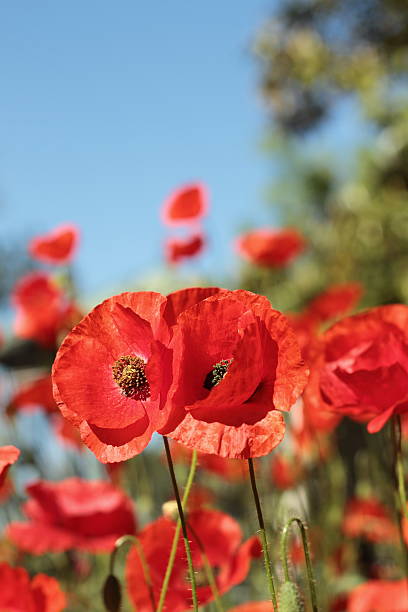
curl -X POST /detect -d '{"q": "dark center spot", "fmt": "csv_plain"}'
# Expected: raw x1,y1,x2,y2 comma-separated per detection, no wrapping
203,359,231,390
112,355,150,401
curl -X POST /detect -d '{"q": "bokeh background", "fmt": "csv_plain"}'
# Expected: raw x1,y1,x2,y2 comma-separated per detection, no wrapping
2,1,408,610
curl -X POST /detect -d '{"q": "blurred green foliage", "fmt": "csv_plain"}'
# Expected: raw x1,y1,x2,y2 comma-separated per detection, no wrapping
243,0,408,311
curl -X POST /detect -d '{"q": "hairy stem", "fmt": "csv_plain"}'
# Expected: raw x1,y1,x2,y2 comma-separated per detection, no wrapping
247,457,278,611
281,517,319,612
162,436,198,612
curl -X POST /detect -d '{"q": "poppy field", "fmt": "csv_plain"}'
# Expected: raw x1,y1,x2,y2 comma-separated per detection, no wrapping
0,180,408,612
2,1,408,610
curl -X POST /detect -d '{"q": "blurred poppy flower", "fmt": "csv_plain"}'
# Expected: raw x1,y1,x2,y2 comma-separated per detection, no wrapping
12,272,78,347
29,223,79,265
165,233,205,264
51,414,84,451
161,182,208,226
0,445,20,489
170,440,247,481
52,291,175,462
318,305,408,433
236,227,305,268
7,477,136,553
308,282,362,323
7,374,56,416
270,453,303,490
228,603,274,612
342,498,398,543
0,562,66,612
348,579,408,612
286,310,319,359
126,508,261,611
166,289,308,458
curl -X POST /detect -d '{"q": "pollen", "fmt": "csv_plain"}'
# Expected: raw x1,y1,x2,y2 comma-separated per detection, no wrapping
112,355,150,401
204,359,231,390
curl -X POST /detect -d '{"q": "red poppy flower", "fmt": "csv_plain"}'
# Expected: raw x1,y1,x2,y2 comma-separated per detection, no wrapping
7,374,57,416
7,477,136,553
165,233,205,264
51,414,84,451
270,454,303,490
228,604,274,612
317,305,408,433
308,282,362,323
348,579,408,612
0,445,20,489
166,289,308,458
236,228,305,268
29,223,79,265
170,440,247,481
0,562,66,612
161,182,208,226
52,291,175,462
342,498,398,543
12,272,76,347
286,311,319,359
126,508,261,611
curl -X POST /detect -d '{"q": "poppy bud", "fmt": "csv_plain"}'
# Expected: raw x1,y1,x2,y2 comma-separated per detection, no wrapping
102,574,122,612
278,581,304,612
162,500,180,521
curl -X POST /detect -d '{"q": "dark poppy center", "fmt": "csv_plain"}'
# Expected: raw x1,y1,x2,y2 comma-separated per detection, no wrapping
203,359,231,390
112,355,150,400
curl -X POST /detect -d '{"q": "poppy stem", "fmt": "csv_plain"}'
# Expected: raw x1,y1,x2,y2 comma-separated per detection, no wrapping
111,534,155,610
188,523,225,612
247,457,278,611
280,517,319,611
391,415,408,579
162,436,199,612
156,447,198,612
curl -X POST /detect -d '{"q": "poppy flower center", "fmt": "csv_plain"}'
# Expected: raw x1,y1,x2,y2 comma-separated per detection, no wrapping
203,359,231,390
112,355,150,400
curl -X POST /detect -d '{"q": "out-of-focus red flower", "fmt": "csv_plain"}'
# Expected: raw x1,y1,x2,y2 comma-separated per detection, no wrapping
270,454,303,490
7,374,57,416
170,440,247,481
236,228,305,268
12,272,77,347
126,508,261,612
0,562,66,612
29,223,79,265
161,183,208,226
308,282,362,323
7,477,136,553
0,445,20,489
51,414,84,451
286,311,319,360
348,579,408,612
166,289,308,458
165,233,205,264
317,305,408,433
52,291,175,463
330,594,349,612
342,498,398,543
228,604,274,612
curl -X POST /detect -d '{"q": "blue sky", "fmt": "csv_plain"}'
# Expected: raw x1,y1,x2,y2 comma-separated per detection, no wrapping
0,1,367,303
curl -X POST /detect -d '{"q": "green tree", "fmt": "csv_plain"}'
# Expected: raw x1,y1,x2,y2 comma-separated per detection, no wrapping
245,0,408,311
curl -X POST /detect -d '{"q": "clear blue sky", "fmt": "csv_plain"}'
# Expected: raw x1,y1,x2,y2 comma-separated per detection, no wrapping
0,1,366,302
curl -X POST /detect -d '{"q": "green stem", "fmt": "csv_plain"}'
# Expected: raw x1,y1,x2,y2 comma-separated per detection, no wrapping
247,458,278,611
393,416,408,519
162,436,198,612
188,524,225,612
391,415,408,580
281,517,319,612
156,447,198,612
109,534,155,610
